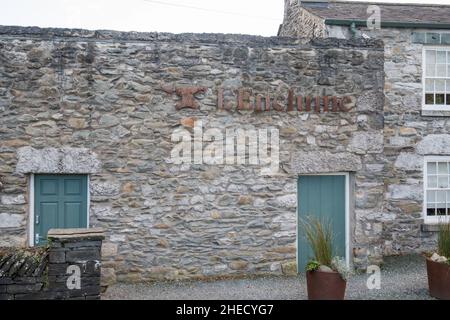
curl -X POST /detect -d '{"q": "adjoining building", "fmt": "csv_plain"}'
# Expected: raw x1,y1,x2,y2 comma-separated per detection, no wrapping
0,0,449,283
280,0,450,256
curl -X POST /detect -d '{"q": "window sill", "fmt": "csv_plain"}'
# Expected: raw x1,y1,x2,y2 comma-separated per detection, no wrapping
421,223,449,232
421,109,450,117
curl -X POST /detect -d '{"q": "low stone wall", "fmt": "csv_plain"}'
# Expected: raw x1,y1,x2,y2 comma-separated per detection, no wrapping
0,25,385,280
0,228,104,300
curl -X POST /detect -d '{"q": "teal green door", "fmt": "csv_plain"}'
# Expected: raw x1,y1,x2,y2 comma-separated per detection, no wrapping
297,175,347,272
34,175,88,245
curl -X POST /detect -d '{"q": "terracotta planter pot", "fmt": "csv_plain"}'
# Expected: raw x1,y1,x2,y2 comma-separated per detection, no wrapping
426,258,450,300
306,270,346,300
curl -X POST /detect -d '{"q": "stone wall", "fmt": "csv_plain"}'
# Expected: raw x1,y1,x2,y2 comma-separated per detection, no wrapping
279,0,326,38
0,228,104,300
0,26,384,281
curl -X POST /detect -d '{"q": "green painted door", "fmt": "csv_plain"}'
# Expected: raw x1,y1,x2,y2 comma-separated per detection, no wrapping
297,175,346,272
34,174,88,245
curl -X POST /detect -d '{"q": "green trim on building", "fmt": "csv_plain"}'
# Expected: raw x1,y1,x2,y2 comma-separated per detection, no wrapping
325,19,450,30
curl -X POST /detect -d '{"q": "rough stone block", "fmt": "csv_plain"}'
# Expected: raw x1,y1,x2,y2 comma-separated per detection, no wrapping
356,90,384,112
64,240,102,248
13,277,38,284
80,276,100,286
291,151,362,174
388,184,423,201
275,194,297,208
6,283,43,294
399,127,417,136
66,249,100,262
281,261,297,276
101,267,117,287
1,194,26,205
15,147,101,174
78,285,100,297
66,296,85,300
46,279,70,291
14,293,43,300
36,290,70,300
348,132,383,154
394,153,423,171
417,134,450,155
0,235,26,247
229,261,249,270
47,263,69,276
0,213,23,228
49,250,66,264
0,277,13,285
90,181,120,197
101,242,118,258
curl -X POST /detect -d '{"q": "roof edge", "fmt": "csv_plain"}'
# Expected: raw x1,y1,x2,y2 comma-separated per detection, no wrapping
308,1,450,8
325,19,450,29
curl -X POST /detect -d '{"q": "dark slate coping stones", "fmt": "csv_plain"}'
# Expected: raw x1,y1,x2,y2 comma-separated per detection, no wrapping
0,247,48,278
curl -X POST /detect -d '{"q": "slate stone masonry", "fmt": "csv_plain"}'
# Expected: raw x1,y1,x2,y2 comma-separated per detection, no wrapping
0,228,104,300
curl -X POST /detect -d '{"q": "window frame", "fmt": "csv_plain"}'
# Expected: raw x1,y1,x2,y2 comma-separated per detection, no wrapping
423,156,450,224
422,46,450,111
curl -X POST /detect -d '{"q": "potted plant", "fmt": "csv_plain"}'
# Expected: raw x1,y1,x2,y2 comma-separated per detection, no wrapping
301,217,351,300
426,223,450,300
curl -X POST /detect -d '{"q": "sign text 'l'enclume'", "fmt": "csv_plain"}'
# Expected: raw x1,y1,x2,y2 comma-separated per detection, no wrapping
162,84,356,112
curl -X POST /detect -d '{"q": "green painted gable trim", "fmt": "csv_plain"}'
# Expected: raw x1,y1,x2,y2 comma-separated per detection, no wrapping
325,19,450,30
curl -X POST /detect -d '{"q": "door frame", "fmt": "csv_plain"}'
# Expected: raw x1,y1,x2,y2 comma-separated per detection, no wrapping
296,172,350,272
28,173,91,247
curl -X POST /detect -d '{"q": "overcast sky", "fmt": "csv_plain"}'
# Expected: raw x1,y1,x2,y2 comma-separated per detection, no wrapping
1,0,449,36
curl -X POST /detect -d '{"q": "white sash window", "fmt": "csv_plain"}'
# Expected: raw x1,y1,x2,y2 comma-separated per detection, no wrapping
423,47,450,111
424,157,450,224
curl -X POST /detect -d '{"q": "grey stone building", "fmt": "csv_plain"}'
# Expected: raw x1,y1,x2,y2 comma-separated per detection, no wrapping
0,1,449,283
280,0,450,255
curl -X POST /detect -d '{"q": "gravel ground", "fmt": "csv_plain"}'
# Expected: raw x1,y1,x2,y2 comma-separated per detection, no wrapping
103,254,433,300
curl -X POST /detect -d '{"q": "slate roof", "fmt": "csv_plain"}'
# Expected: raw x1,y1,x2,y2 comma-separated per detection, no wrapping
301,1,450,26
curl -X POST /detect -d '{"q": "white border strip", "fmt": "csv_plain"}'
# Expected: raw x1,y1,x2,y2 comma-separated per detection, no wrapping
28,174,35,247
